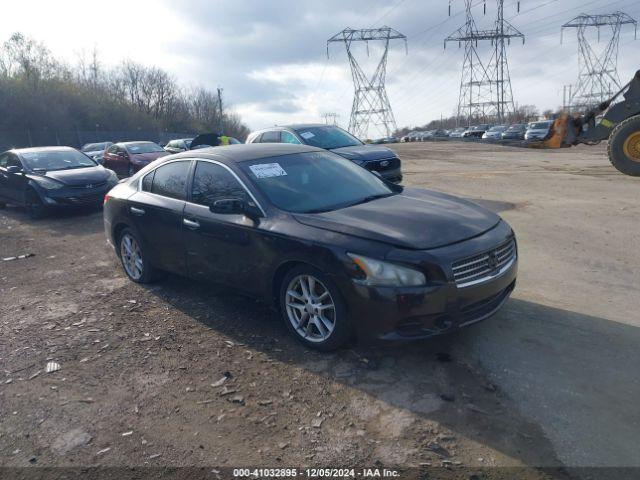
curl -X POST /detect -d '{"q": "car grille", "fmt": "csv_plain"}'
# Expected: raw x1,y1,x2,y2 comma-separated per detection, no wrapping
365,157,400,172
69,181,107,190
57,192,105,205
452,239,516,287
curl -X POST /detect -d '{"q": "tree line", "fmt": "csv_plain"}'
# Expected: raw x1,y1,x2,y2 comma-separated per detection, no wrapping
0,32,250,141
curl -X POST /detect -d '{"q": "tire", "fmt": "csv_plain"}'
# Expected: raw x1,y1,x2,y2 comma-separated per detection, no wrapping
607,114,640,176
25,189,45,219
117,228,160,284
279,265,351,351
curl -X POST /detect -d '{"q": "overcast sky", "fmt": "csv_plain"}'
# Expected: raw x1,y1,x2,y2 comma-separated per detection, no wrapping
3,0,640,136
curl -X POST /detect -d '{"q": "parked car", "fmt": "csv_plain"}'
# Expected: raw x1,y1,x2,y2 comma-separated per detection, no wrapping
463,124,492,138
525,120,554,141
448,127,467,138
246,124,402,183
103,141,169,177
81,142,113,163
104,144,517,350
0,147,118,218
164,138,193,154
408,131,424,141
482,125,508,140
501,124,528,140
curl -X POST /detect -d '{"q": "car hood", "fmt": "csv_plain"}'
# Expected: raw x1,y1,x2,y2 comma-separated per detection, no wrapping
130,151,169,162
31,166,110,187
293,187,501,250
329,145,396,163
83,150,102,157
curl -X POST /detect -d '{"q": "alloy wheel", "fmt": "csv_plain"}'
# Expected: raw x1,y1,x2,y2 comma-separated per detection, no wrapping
285,274,336,343
120,233,143,280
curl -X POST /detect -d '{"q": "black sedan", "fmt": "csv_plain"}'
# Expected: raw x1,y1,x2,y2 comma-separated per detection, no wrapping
103,144,517,350
246,124,402,183
0,147,119,218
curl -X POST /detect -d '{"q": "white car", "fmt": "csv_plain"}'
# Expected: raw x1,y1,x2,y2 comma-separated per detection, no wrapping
448,127,467,138
525,120,554,141
482,125,508,140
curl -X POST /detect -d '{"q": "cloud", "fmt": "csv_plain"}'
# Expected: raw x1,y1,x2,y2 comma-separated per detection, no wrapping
3,0,640,134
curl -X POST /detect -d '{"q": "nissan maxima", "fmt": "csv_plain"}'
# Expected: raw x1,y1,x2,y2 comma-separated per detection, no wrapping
0,147,119,218
103,144,517,350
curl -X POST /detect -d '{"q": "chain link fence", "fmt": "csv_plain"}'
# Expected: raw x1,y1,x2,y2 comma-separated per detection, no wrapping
0,129,195,152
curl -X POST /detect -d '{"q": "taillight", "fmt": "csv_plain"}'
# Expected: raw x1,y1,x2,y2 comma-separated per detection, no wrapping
103,194,111,205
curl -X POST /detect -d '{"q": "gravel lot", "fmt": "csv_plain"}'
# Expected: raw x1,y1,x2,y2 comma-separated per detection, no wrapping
1,141,638,478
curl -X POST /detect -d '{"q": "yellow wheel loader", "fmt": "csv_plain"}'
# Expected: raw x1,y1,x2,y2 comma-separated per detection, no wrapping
540,70,640,176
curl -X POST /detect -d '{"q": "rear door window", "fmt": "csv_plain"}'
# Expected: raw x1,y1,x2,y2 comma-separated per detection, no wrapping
150,161,190,200
259,131,280,143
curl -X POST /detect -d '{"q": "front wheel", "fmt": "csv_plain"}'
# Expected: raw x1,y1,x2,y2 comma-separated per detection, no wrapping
279,266,351,351
608,115,640,176
25,189,45,219
118,228,160,283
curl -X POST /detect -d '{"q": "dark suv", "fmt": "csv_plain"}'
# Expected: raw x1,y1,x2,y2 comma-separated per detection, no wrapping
246,124,402,183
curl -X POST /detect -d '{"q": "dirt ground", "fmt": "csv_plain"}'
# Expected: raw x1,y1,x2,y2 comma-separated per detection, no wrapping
1,141,638,479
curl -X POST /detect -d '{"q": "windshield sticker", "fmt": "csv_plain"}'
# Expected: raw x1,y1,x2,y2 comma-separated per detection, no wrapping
299,131,315,140
249,163,287,179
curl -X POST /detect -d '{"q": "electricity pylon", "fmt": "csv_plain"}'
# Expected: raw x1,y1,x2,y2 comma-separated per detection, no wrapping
322,112,339,125
445,0,524,125
328,27,407,139
562,12,637,113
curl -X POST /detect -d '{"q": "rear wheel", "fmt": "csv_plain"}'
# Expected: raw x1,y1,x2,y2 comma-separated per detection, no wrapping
279,265,351,351
25,189,45,219
118,228,160,283
608,115,640,176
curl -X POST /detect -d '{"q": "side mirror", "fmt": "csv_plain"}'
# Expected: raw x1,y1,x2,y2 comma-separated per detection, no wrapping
210,197,261,219
210,198,246,215
6,165,22,174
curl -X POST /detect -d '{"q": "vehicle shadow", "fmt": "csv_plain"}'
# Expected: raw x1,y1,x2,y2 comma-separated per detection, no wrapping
140,275,640,471
0,204,103,236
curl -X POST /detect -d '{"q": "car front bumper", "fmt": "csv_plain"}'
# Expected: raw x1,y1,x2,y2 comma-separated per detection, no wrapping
39,185,113,207
335,222,517,342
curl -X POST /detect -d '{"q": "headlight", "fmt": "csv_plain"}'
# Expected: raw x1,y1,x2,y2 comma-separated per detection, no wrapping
34,176,64,190
106,169,118,185
347,253,426,287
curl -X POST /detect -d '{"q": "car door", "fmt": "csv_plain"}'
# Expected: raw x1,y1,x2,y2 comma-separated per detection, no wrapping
103,144,120,173
0,154,29,203
182,159,264,291
127,160,192,275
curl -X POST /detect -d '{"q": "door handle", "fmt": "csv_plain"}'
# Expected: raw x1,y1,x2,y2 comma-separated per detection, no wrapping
130,206,145,215
183,218,200,229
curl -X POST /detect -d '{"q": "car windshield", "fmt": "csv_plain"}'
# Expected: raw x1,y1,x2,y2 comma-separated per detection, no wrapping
240,151,394,214
489,126,507,132
508,124,526,131
82,142,108,152
126,142,164,154
293,126,362,149
21,150,96,171
530,121,553,129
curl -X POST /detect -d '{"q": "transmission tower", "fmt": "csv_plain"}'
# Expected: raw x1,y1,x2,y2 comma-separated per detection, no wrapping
322,112,340,125
445,0,524,125
561,12,637,113
327,27,407,139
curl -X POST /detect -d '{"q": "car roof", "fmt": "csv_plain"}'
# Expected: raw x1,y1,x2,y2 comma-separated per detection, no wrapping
9,146,78,155
161,143,324,164
119,141,159,145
